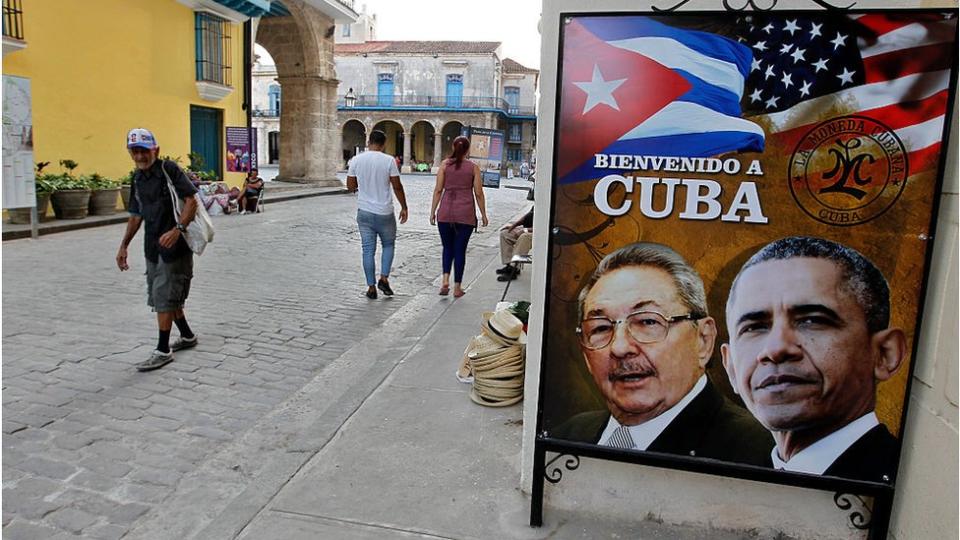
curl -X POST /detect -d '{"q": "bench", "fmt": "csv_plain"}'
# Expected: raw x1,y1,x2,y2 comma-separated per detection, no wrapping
500,253,533,302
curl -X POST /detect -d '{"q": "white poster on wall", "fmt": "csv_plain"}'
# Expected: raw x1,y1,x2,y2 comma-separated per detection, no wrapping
2,74,36,209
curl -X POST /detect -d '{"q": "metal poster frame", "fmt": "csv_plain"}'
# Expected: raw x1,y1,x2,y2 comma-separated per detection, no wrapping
529,6,959,539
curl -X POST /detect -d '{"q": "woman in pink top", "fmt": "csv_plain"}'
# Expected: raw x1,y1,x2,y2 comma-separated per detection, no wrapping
429,136,489,297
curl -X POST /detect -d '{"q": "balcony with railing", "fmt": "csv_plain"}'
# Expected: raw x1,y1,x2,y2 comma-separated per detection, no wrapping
2,0,26,55
252,108,280,118
338,94,536,118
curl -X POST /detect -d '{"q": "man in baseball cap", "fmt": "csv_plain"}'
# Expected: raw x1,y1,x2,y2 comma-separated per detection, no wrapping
117,128,201,371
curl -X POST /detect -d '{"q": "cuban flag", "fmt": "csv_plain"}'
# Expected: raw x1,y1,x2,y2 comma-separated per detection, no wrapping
558,17,765,184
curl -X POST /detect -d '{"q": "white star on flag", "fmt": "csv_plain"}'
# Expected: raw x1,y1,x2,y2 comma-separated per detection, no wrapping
751,58,762,72
783,19,800,35
573,64,626,114
798,80,812,97
790,47,806,64
808,22,822,39
813,58,829,73
830,32,847,50
765,95,780,109
781,71,793,89
753,40,768,52
837,67,855,86
749,88,763,103
764,64,776,80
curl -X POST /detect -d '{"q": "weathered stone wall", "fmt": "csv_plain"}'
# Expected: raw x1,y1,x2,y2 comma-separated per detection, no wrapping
336,54,500,99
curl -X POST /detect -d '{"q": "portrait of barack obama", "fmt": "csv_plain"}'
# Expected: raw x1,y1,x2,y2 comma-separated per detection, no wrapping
722,236,907,483
552,242,772,466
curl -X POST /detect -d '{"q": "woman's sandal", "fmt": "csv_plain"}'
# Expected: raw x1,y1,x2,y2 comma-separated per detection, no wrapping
453,288,466,298
438,285,450,296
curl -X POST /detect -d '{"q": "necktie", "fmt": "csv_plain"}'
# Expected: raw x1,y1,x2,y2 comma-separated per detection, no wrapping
607,425,635,449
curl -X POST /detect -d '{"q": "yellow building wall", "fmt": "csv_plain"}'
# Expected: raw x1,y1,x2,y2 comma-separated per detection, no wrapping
3,0,248,187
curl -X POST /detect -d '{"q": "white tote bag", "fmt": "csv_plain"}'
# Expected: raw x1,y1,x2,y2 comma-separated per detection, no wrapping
161,161,214,255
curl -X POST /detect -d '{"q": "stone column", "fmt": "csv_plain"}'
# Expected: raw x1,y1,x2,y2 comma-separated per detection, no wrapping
432,132,443,173
402,132,412,173
274,75,341,186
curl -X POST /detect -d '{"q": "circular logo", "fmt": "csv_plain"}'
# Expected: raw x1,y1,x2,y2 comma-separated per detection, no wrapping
788,115,908,226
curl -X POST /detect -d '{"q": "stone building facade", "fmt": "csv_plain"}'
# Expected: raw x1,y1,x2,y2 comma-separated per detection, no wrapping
253,20,538,174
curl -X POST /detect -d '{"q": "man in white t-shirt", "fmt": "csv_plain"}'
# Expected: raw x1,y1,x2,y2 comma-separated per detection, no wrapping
346,130,409,299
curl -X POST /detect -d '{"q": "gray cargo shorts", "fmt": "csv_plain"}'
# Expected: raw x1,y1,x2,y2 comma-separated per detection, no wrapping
145,255,194,312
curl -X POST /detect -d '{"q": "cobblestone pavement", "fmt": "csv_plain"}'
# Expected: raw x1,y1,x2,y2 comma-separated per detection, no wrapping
2,175,531,540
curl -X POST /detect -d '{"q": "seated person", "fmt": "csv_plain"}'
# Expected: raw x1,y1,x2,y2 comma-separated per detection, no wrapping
237,168,264,214
497,207,533,282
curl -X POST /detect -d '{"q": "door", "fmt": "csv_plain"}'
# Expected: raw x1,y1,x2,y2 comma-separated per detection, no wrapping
268,131,280,164
378,73,394,106
446,74,463,108
190,105,222,177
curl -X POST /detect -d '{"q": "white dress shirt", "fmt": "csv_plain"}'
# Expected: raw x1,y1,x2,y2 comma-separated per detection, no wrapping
598,375,707,450
771,411,880,475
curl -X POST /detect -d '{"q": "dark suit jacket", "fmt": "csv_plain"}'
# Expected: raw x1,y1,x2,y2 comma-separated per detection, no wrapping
550,379,773,466
823,424,899,483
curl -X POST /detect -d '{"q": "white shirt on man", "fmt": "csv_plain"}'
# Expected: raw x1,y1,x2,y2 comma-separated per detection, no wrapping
771,411,880,475
348,150,400,215
598,375,708,450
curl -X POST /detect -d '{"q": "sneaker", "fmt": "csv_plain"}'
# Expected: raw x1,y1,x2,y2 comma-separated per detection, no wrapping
495,265,513,275
171,335,198,352
136,350,174,372
365,287,378,299
240,210,247,215
377,278,394,296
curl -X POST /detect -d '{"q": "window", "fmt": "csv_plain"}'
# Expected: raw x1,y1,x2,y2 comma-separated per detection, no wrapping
446,74,463,108
341,24,351,37
3,0,24,40
509,123,521,143
507,148,522,162
195,12,232,85
378,73,394,106
268,85,281,116
505,86,520,114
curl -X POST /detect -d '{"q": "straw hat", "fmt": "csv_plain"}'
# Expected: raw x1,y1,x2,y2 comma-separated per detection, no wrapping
481,310,526,344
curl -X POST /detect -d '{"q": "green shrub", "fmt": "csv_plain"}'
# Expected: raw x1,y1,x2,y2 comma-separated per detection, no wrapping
85,173,119,190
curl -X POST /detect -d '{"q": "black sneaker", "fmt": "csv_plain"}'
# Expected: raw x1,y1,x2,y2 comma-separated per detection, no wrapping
497,267,520,282
377,278,394,296
171,335,198,352
136,350,174,371
365,287,378,299
495,265,513,275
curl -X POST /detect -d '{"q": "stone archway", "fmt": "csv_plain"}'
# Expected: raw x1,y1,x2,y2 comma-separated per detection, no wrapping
440,121,464,162
372,120,404,164
410,120,436,172
255,1,348,185
341,119,366,170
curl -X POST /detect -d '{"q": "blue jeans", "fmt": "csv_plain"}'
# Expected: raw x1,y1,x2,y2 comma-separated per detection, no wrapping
357,209,396,286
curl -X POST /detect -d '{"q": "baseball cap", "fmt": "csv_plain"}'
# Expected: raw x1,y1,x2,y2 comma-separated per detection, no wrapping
127,128,158,149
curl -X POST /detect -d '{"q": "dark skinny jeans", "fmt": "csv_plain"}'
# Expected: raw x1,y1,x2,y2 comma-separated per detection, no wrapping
438,221,474,283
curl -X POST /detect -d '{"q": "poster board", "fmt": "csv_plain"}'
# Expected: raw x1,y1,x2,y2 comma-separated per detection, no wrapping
530,7,958,536
463,126,506,188
225,127,257,173
2,75,35,209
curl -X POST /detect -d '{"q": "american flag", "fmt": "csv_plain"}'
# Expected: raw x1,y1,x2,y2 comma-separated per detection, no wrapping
740,12,957,174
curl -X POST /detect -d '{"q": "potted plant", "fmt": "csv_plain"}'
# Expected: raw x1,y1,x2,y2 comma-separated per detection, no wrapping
49,159,93,219
6,162,55,224
118,171,133,210
87,173,121,215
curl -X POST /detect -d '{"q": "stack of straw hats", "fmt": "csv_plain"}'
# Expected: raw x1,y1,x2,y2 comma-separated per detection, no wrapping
460,309,526,407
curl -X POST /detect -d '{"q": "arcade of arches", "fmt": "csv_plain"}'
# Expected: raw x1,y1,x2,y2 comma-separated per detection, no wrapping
339,112,501,173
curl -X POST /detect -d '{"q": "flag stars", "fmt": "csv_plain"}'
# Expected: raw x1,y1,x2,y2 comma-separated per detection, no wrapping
780,43,794,54
753,40,768,52
573,64,627,114
813,58,829,73
790,47,806,64
751,58,762,72
798,80,812,97
837,67,856,86
762,22,774,34
749,88,763,103
809,22,823,39
764,64,776,80
765,95,780,109
831,32,847,50
783,19,801,35
781,71,794,89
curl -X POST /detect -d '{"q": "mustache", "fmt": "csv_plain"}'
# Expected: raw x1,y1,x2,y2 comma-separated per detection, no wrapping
608,359,657,381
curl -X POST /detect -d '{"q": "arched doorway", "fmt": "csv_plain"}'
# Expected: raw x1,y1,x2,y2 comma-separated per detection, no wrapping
410,121,436,171
440,121,464,161
372,120,404,163
342,120,366,170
